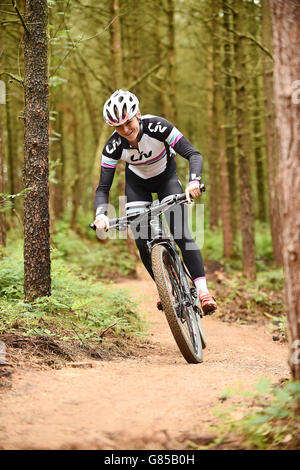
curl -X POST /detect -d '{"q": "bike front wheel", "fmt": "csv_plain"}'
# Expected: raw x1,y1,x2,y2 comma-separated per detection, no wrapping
151,244,203,364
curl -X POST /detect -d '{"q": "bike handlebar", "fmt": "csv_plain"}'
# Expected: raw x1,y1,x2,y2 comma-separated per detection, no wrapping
89,184,205,232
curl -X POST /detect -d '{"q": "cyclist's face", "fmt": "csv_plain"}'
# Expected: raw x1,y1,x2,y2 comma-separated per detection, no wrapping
115,112,141,143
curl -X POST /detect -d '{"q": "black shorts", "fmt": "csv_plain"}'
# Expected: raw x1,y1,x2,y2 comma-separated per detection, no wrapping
125,158,184,213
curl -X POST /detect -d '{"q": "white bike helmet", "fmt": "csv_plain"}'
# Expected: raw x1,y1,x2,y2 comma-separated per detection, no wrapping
103,89,139,126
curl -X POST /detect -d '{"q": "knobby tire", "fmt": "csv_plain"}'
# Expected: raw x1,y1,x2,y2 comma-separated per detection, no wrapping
151,244,203,364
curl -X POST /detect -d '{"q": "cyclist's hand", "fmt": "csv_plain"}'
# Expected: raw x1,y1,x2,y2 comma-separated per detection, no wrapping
94,214,109,231
186,181,201,203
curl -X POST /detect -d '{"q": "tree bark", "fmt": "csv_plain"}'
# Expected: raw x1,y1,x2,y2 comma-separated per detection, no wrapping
233,0,256,280
23,0,51,301
71,109,80,232
153,0,167,116
167,0,177,122
0,104,5,255
74,57,99,149
5,84,15,198
53,110,65,218
253,75,267,222
270,0,300,380
0,25,6,254
213,2,233,257
208,0,221,230
223,0,238,247
110,0,124,90
261,0,283,265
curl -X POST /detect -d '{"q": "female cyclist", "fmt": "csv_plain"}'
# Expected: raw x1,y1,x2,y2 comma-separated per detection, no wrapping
93,89,217,314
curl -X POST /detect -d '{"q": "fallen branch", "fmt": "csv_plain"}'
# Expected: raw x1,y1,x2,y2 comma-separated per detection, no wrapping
262,311,276,320
100,322,118,338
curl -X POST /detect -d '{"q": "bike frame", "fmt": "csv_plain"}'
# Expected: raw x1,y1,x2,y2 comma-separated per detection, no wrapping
90,189,205,319
145,206,198,317
90,188,206,362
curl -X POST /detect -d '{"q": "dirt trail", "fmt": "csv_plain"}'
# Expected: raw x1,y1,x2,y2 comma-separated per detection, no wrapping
0,266,290,450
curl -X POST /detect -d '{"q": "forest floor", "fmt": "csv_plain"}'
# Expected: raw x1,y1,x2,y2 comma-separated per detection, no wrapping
0,264,290,450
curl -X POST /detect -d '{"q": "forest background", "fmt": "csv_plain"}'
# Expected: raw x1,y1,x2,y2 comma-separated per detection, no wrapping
0,0,300,448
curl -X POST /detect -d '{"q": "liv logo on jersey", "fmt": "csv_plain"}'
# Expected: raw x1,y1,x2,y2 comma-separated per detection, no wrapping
148,122,167,133
106,137,122,154
130,150,153,162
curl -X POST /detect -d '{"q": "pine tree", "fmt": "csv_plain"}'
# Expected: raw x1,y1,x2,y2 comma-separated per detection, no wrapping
261,0,283,265
23,0,51,301
270,0,300,380
233,0,256,280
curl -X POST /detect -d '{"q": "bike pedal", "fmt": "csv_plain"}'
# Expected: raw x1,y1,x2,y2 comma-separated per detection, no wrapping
202,307,217,316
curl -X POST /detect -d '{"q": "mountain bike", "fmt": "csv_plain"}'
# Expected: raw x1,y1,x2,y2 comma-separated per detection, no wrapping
90,185,207,364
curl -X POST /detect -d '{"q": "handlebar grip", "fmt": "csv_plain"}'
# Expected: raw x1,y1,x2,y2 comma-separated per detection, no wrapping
176,193,188,202
89,218,120,232
109,218,119,226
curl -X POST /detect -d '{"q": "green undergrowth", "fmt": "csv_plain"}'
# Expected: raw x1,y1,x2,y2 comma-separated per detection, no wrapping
0,239,146,344
51,218,138,280
212,267,284,318
202,224,285,334
196,378,300,450
202,221,275,271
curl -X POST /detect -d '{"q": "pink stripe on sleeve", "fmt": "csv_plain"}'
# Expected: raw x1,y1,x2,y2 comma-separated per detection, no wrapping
101,162,116,168
170,133,183,147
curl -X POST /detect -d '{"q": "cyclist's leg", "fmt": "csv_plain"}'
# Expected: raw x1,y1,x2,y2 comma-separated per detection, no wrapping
125,166,154,280
157,165,206,281
157,163,216,306
158,168,217,312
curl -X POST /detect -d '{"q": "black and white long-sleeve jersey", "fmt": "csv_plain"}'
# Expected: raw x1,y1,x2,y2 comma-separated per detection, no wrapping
94,115,203,217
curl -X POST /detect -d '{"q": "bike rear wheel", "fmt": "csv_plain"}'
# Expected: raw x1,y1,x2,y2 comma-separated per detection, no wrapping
151,244,203,363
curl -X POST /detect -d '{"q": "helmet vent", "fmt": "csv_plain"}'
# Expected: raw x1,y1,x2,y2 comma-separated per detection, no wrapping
122,103,127,119
114,104,119,119
107,110,115,123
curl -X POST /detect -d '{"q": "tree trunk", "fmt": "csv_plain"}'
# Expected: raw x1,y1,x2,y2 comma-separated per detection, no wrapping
71,110,80,232
110,0,124,90
0,25,6,254
54,110,65,218
0,101,5,255
126,0,141,95
154,0,167,116
252,75,267,222
261,0,283,265
208,1,221,230
167,0,177,122
270,0,300,380
233,0,256,280
23,0,51,301
213,2,233,257
74,57,99,149
223,0,238,247
5,84,15,198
